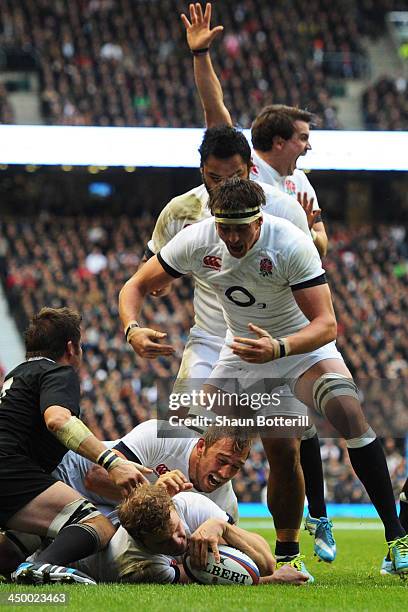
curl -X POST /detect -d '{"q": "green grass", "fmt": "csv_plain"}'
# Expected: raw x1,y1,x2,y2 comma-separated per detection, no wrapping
1,519,406,612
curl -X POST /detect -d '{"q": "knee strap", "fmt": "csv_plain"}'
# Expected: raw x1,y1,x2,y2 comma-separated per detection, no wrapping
313,373,359,416
47,499,101,539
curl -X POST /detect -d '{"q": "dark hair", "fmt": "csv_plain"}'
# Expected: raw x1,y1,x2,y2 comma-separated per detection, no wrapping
208,177,266,215
199,125,251,166
251,104,316,151
25,307,82,361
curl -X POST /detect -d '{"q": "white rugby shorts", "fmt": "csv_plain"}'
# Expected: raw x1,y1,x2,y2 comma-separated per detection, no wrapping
205,341,343,418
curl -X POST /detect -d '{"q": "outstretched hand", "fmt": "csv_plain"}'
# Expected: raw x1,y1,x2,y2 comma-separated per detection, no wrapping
128,327,175,359
181,3,224,51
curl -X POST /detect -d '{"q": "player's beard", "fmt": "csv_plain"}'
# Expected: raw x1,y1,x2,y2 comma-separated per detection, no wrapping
202,176,214,199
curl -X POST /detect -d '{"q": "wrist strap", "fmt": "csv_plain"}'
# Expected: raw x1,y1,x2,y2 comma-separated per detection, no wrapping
191,47,209,56
96,449,122,472
276,337,290,358
125,320,140,341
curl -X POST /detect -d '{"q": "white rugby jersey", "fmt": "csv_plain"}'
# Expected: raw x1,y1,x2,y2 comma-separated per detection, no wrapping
72,492,229,583
251,150,319,211
159,214,325,339
119,419,238,520
147,182,309,338
53,419,238,521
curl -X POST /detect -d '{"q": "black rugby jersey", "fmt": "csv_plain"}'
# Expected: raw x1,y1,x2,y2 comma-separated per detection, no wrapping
0,357,80,472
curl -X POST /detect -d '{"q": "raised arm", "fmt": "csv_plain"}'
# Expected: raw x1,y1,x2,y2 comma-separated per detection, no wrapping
297,192,328,257
181,2,232,127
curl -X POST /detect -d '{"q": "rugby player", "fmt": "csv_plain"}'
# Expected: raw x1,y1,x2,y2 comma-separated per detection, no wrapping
141,125,329,568
0,421,250,576
180,2,335,563
53,419,250,522
58,485,309,585
0,307,150,585
119,178,408,578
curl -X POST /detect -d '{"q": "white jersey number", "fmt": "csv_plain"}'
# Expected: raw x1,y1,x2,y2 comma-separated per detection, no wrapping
0,378,13,404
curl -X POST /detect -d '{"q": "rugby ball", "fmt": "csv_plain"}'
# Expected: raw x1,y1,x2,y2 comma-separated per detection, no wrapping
183,545,259,585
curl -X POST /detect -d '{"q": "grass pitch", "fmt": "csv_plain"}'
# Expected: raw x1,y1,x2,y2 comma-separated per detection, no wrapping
0,519,406,612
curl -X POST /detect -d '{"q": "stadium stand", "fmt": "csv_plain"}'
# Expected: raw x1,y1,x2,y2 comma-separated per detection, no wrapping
0,0,405,129
362,76,408,130
0,82,14,123
1,212,406,502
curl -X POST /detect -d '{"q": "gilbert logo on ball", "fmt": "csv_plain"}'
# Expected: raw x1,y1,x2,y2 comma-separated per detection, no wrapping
183,545,260,586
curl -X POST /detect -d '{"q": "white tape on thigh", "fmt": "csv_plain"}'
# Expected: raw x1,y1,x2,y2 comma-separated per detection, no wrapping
46,498,100,539
313,373,359,416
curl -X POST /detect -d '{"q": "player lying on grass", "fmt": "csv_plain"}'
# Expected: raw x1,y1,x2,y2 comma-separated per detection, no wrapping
0,422,250,577
119,177,408,578
0,307,150,586
64,485,309,585
0,482,309,585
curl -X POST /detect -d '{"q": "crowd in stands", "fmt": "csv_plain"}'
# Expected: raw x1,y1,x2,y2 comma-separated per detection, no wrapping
362,76,408,130
1,212,406,503
0,83,14,124
0,0,404,128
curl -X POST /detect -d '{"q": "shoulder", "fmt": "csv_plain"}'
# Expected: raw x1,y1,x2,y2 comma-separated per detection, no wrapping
41,362,78,380
261,182,298,208
261,213,309,254
292,169,314,190
121,419,159,444
254,180,278,195
15,359,76,379
169,216,216,245
164,185,208,222
262,212,303,237
173,491,222,521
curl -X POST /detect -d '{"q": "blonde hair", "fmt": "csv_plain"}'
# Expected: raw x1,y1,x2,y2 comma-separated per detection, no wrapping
118,484,174,539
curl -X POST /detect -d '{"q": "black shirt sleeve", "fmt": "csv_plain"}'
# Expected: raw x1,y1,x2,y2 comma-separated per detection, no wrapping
39,365,81,416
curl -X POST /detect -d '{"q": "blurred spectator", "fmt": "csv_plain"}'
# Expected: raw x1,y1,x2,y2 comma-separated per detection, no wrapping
362,76,408,130
0,83,15,124
1,0,399,129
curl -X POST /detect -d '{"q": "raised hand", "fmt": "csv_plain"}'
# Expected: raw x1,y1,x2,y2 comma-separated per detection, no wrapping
181,3,224,51
297,191,321,229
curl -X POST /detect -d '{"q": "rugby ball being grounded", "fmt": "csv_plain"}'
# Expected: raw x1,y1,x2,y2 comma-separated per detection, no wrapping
183,545,260,585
